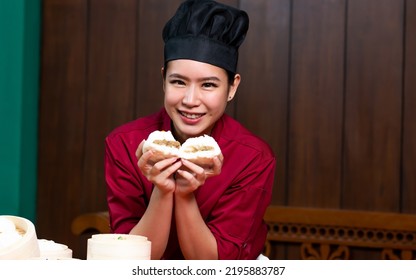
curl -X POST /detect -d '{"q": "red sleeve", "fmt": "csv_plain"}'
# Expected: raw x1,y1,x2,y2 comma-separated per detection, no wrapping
207,153,275,260
105,135,148,234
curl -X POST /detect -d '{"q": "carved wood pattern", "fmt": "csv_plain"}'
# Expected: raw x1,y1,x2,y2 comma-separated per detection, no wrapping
264,207,416,259
381,249,415,260
301,243,350,260
267,222,416,249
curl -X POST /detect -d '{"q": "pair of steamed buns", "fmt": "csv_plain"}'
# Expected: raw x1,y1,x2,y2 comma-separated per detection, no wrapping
142,130,221,165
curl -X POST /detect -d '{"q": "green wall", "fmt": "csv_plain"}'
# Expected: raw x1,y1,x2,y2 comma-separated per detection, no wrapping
0,0,41,222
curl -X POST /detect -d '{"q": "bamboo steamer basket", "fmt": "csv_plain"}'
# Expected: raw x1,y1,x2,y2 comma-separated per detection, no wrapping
0,215,40,259
87,233,151,260
37,239,73,259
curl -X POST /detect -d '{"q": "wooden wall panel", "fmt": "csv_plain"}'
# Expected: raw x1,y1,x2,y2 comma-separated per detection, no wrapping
287,0,346,207
135,0,183,118
402,0,416,213
239,0,291,206
238,0,291,260
343,0,403,212
83,0,138,211
37,0,88,255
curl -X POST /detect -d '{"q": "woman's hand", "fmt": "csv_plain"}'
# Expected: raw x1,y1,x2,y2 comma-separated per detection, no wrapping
174,159,206,196
136,140,182,194
174,154,223,196
204,153,224,178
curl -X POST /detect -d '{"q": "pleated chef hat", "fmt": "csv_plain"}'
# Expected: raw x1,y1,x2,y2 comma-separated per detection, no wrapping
163,0,249,73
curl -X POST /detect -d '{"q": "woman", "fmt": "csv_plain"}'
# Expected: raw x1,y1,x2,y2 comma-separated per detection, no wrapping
105,0,276,260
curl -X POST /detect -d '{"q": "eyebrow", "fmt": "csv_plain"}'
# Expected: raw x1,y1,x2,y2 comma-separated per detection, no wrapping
168,73,221,82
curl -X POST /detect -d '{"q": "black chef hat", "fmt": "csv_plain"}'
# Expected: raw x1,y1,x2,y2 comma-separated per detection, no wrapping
163,0,249,73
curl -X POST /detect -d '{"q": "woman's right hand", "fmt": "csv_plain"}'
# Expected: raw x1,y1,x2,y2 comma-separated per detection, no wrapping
136,140,182,194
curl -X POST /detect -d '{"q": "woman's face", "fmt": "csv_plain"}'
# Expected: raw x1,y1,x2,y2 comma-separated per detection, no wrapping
163,59,240,143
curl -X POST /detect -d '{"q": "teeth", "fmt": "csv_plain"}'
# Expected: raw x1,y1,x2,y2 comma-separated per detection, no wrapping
181,112,202,119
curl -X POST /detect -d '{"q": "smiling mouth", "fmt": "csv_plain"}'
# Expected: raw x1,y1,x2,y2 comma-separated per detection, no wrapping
179,111,205,119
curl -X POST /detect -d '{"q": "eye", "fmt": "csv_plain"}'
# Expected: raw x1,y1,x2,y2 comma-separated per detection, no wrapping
170,79,186,86
202,82,218,88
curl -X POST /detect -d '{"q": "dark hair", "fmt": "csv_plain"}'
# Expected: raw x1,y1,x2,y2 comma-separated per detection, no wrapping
163,62,236,86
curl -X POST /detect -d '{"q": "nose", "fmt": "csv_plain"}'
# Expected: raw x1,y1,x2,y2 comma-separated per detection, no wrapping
182,85,200,106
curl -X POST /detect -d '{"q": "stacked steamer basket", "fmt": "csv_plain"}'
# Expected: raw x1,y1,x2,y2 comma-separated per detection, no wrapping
37,239,73,259
87,234,151,260
0,215,40,259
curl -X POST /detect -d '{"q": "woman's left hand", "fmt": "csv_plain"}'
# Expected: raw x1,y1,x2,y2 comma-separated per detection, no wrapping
174,154,223,196
174,159,206,196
